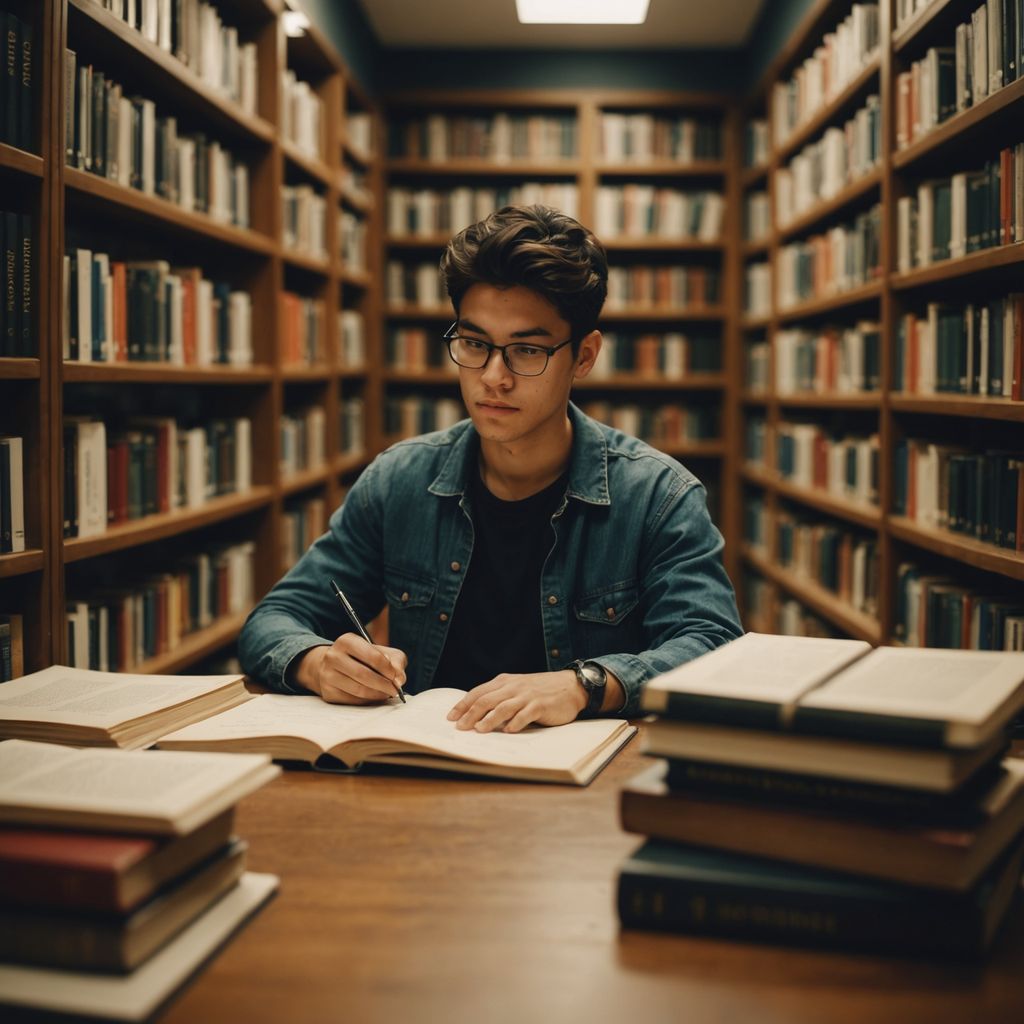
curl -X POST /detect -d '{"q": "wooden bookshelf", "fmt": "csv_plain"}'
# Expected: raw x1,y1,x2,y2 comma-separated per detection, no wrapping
6,0,382,677
739,0,1024,648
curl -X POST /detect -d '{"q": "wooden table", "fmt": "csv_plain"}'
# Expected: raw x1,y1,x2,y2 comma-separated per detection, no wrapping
164,738,1024,1024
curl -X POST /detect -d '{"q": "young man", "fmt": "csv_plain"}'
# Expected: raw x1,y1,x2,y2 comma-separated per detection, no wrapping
239,205,742,731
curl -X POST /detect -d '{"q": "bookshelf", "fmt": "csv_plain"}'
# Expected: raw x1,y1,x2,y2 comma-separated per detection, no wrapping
6,0,380,676
738,0,1023,649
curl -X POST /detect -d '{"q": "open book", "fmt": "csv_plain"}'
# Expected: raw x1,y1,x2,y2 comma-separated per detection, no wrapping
0,666,253,750
641,634,1024,749
0,740,280,835
157,689,636,786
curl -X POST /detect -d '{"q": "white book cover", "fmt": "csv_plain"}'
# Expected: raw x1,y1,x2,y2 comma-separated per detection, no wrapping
117,96,132,187
196,279,213,365
972,4,989,101
75,248,92,362
183,427,205,508
61,255,70,360
987,0,1003,94
141,99,156,196
234,418,251,493
0,437,25,553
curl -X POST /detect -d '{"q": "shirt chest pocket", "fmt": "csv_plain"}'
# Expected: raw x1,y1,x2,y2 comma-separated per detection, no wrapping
383,566,436,651
572,581,641,655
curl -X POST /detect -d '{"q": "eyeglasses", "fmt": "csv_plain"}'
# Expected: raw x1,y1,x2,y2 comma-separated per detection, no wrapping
443,322,574,377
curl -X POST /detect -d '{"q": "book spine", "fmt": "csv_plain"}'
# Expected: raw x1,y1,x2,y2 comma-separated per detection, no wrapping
18,14,31,152
645,692,782,729
18,212,31,356
616,863,990,956
791,705,949,747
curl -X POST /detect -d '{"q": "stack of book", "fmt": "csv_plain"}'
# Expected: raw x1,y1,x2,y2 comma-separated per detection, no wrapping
617,633,1024,957
0,733,279,1020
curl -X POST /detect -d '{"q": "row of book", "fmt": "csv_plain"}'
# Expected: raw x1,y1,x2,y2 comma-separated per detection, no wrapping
593,186,724,241
65,540,255,672
743,118,769,169
0,209,33,357
0,436,25,555
896,562,1024,649
387,112,578,162
283,495,327,570
339,397,366,455
741,571,841,638
383,395,463,440
346,111,373,157
777,204,882,310
775,423,880,507
896,146,1024,270
591,331,722,379
774,322,881,395
617,635,1024,954
894,441,1023,552
281,292,324,366
604,265,721,310
745,340,770,391
774,94,881,228
744,416,768,465
386,184,581,238
0,613,23,681
743,262,771,317
896,1,1024,151
743,190,770,243
597,113,723,164
65,54,250,228
577,402,718,445
280,406,326,477
0,10,33,152
281,69,323,160
774,512,880,616
772,4,880,147
62,416,252,539
85,0,259,115
340,210,367,270
62,249,253,366
282,184,327,259
893,294,1023,399
386,260,446,309
385,326,450,372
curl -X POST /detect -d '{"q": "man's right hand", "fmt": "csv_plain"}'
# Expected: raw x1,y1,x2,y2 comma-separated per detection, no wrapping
293,635,408,704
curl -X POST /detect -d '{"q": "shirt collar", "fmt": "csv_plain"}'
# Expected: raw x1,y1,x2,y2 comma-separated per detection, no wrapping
427,402,610,506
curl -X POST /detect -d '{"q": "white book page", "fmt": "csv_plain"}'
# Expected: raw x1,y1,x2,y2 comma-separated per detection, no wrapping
157,694,396,752
644,633,872,704
0,666,244,727
801,647,1024,723
0,740,272,818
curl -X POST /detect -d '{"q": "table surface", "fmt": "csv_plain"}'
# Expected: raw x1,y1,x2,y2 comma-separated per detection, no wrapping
163,736,1024,1024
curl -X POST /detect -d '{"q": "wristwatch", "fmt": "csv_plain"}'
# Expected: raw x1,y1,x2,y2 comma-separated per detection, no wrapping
571,659,607,718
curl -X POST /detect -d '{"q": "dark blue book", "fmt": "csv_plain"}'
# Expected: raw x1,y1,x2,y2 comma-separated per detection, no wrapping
617,836,1024,957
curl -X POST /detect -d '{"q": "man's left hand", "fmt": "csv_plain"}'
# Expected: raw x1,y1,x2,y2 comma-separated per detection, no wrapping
446,670,585,732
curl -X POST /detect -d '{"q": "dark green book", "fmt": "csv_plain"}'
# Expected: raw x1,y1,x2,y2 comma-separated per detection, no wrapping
17,213,31,356
616,836,1024,957
2,210,17,357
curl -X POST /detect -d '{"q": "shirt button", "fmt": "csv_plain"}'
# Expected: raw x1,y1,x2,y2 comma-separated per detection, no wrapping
606,607,616,619
400,592,410,603
547,595,558,605
439,612,449,622
450,561,461,572
550,648,559,658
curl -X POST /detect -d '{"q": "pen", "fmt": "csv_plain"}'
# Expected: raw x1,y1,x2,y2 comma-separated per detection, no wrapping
329,579,407,703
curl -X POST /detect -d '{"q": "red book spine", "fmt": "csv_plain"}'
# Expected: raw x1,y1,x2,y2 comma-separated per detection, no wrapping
112,262,127,361
181,275,196,365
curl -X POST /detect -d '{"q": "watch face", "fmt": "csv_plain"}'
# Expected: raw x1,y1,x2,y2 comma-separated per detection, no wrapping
580,663,606,690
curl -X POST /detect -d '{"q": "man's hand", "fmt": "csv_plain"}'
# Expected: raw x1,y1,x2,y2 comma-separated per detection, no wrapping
293,635,407,705
446,670,586,733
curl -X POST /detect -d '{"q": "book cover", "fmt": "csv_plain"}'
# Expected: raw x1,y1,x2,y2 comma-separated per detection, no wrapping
2,210,16,357
17,13,31,153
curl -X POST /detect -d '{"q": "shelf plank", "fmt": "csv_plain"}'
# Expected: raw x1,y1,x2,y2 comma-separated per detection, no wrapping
281,365,333,383
64,488,274,563
743,544,882,643
775,167,882,243
892,79,1024,170
0,550,45,579
889,394,1024,422
891,0,958,52
601,306,727,322
776,279,883,322
282,249,331,276
888,516,1024,582
745,467,883,530
774,58,881,164
386,307,452,320
386,235,450,248
594,160,728,177
65,168,275,254
62,363,274,384
343,138,374,168
68,0,276,145
338,367,370,380
281,139,336,187
742,239,771,258
334,451,370,475
0,143,44,177
776,392,882,409
0,359,41,380
890,243,1024,290
741,314,771,330
339,184,373,213
740,164,769,189
741,390,770,404
602,238,725,252
384,369,459,385
281,465,332,496
575,374,727,391
654,440,725,459
340,267,372,289
133,612,252,676
386,159,579,176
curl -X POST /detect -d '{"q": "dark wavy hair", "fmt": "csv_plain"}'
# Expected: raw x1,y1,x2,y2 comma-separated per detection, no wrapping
439,205,608,354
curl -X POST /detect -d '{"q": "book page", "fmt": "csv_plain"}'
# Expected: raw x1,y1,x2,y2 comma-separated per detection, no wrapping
0,666,244,728
644,633,872,705
157,694,397,752
801,648,1024,723
0,740,274,820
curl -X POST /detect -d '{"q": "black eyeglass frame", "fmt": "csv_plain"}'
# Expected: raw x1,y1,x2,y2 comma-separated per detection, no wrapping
443,321,576,377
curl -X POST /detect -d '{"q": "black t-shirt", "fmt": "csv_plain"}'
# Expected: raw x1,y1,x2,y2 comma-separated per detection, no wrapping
433,466,569,691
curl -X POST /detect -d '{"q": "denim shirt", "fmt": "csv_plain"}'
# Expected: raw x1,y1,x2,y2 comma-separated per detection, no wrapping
238,403,743,715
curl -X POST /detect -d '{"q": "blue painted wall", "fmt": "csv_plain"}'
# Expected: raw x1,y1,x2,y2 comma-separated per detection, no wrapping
300,0,819,97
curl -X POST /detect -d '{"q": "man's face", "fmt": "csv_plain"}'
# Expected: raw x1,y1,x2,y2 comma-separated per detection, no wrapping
454,283,599,449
